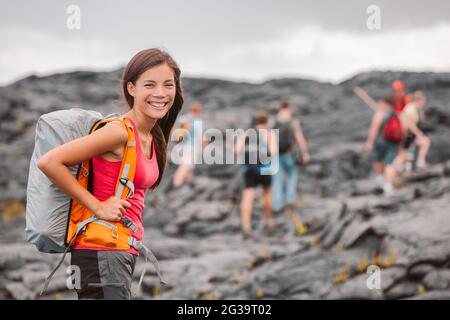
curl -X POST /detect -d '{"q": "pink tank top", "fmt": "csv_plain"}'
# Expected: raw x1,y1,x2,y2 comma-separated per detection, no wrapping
73,118,159,255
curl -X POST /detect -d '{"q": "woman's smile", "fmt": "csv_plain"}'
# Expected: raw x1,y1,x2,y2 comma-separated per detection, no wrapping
147,100,169,110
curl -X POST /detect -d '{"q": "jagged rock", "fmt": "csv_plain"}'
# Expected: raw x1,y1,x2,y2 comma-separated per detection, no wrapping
404,166,445,183
0,244,52,264
349,178,382,197
192,176,223,194
422,270,450,291
4,262,50,281
409,290,450,300
172,200,231,236
5,269,24,281
409,243,450,266
162,224,180,237
339,220,373,249
193,201,230,222
316,202,347,243
384,281,419,299
380,267,406,292
156,250,249,299
408,264,435,279
39,275,73,295
22,271,51,290
140,237,208,260
167,186,196,211
321,204,354,249
345,195,401,214
303,163,325,178
0,250,25,270
5,282,37,300
142,207,176,229
38,290,78,300
443,160,450,176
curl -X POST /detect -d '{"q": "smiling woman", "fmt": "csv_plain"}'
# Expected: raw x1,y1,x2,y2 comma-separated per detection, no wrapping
121,49,184,186
36,48,184,299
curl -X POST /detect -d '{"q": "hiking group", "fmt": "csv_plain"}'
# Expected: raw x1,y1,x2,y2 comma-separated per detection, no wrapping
358,80,431,196
168,98,311,240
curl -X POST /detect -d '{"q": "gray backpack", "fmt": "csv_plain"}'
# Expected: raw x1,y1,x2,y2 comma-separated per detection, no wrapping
25,108,105,253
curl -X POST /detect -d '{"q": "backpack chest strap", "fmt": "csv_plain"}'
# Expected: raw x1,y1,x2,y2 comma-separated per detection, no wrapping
121,216,138,233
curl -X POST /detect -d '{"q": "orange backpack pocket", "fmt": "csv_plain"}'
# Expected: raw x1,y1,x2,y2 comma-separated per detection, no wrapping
76,219,131,250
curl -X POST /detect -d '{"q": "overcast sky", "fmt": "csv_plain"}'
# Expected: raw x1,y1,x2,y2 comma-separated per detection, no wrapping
1,0,449,85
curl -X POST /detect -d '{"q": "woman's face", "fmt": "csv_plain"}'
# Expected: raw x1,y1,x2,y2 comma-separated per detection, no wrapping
128,63,176,120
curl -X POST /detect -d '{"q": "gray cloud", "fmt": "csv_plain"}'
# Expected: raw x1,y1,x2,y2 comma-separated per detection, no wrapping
2,0,449,34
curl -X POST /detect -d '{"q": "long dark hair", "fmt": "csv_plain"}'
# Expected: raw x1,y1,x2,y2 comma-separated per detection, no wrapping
121,48,184,190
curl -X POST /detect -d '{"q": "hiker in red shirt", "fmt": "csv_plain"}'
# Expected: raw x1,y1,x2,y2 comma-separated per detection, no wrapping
391,80,409,113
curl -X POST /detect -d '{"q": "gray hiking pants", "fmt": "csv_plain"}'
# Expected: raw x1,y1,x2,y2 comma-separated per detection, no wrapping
70,249,137,300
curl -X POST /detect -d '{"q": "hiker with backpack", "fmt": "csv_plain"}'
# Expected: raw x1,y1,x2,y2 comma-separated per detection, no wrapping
234,111,277,239
172,101,204,188
31,48,184,299
364,97,402,196
395,91,430,171
271,101,310,214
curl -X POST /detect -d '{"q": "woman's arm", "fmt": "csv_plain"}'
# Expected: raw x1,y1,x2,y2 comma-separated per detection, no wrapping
37,121,131,221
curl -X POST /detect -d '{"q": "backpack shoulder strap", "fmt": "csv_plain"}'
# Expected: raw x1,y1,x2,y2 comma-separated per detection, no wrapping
91,117,137,200
114,117,137,200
